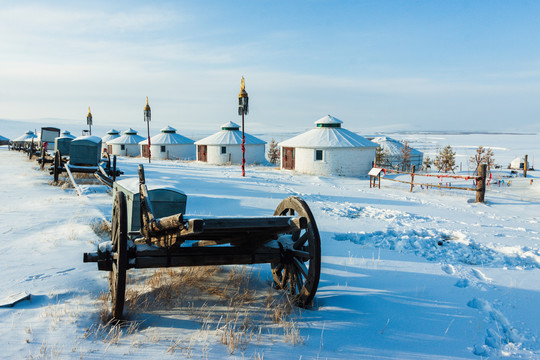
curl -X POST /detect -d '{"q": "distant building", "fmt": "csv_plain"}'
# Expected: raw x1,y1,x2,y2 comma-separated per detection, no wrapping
279,115,378,177
194,121,266,165
12,130,37,147
101,129,120,153
371,136,423,170
107,128,145,157
139,126,195,160
510,157,524,170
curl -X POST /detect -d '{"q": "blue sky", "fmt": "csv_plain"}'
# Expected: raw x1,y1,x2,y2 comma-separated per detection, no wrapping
1,0,539,134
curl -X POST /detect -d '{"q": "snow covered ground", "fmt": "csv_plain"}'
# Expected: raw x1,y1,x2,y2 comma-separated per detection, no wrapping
0,135,539,359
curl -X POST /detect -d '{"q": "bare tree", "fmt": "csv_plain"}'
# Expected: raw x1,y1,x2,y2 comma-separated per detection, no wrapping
267,139,280,165
423,155,432,172
434,145,456,173
469,146,497,173
400,141,412,171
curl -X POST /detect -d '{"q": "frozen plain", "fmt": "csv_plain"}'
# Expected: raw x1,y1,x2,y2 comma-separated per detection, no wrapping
0,132,539,359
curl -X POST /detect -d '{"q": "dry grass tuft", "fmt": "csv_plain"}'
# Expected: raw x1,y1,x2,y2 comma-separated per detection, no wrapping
93,265,305,355
90,219,111,241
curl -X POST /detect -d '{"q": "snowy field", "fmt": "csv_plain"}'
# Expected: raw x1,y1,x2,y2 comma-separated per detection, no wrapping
0,133,539,359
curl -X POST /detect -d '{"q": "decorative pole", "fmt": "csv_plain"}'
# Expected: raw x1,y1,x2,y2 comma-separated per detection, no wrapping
144,97,151,164
87,107,93,135
238,77,249,177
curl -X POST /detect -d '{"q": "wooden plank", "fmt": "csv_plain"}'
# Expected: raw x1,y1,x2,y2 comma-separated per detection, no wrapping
134,246,282,268
64,164,83,196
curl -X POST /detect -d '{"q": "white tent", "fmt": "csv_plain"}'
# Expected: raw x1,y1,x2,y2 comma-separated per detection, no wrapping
101,129,120,153
194,121,266,165
371,136,423,170
139,126,195,160
107,128,145,157
278,115,378,177
510,157,524,170
12,130,37,146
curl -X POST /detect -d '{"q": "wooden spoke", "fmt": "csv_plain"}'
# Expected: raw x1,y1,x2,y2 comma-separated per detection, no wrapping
293,232,309,249
293,257,309,278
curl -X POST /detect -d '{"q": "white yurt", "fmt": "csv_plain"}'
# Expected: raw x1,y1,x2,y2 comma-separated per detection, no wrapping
194,121,266,165
510,157,524,170
101,129,120,153
371,136,423,169
107,128,145,157
139,126,195,160
12,130,37,147
278,115,378,177
0,134,10,146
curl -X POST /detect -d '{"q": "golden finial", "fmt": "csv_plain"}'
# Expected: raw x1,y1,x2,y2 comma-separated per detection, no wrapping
144,96,151,111
239,76,248,98
87,106,92,116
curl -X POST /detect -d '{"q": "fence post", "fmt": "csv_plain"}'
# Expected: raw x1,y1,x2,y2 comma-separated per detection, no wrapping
476,164,486,203
524,155,528,178
410,165,415,192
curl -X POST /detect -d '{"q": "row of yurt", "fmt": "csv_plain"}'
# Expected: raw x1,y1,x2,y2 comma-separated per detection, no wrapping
279,115,378,177
139,126,195,160
12,130,37,147
195,122,266,164
371,136,423,169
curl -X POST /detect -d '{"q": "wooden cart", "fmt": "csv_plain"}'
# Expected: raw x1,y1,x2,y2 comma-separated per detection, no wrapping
84,165,321,319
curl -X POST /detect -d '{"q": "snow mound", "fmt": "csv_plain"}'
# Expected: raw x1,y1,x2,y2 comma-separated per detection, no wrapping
334,228,540,269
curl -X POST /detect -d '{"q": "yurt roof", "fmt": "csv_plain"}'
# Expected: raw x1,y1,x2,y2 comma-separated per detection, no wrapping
279,116,377,149
13,130,37,142
140,126,194,145
371,137,423,156
106,129,120,135
108,130,145,145
195,123,265,145
0,134,9,141
72,135,102,144
60,130,76,139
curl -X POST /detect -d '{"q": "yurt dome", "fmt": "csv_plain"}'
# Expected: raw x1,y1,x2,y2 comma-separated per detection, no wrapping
139,126,195,160
278,115,378,176
102,129,120,143
13,130,37,145
107,128,144,157
194,121,266,164
371,136,423,170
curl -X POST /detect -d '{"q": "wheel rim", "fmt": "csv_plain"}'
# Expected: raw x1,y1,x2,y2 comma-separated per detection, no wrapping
109,191,127,320
272,196,321,307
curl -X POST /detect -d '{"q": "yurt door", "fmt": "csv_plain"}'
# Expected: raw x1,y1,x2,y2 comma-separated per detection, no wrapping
198,145,207,162
283,147,295,169
142,145,149,158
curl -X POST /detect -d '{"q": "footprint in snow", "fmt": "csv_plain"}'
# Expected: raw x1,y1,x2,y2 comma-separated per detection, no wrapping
441,264,455,275
471,268,491,282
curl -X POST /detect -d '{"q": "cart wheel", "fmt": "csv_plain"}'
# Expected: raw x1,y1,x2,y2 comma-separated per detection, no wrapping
109,191,128,320
272,196,321,307
53,151,60,183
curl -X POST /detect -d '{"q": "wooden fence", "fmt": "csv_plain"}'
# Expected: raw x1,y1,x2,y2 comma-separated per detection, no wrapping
370,164,487,203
